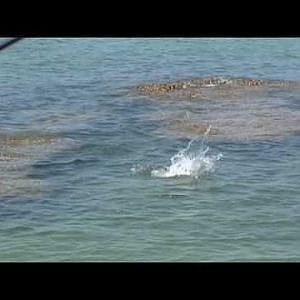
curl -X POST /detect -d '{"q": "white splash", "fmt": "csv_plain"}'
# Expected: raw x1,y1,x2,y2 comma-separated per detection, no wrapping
151,126,223,178
203,84,216,87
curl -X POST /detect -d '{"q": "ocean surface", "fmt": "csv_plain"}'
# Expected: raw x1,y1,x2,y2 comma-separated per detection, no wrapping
1,38,300,261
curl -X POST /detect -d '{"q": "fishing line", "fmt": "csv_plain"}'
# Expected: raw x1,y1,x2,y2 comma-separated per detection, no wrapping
0,38,24,52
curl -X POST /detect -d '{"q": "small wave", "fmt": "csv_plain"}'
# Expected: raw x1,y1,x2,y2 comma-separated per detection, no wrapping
130,164,154,176
132,126,223,179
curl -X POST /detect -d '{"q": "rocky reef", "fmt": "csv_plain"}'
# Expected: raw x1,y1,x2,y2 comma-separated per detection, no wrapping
136,76,300,100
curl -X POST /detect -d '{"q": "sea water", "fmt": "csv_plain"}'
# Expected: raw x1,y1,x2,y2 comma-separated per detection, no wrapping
0,38,300,261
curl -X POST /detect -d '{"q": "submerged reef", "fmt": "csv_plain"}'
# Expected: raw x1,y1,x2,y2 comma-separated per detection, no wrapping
0,131,77,197
0,132,57,161
136,76,300,140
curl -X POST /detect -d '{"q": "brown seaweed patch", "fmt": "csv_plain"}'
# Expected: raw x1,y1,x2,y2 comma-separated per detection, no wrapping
0,131,78,197
0,132,57,146
169,118,218,136
142,86,300,141
136,81,202,100
0,150,27,161
135,76,300,101
166,102,300,141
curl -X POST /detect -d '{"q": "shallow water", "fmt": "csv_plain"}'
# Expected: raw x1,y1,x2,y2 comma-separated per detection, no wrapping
1,38,300,261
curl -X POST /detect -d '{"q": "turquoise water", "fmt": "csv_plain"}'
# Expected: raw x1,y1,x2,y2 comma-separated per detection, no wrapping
1,38,300,261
